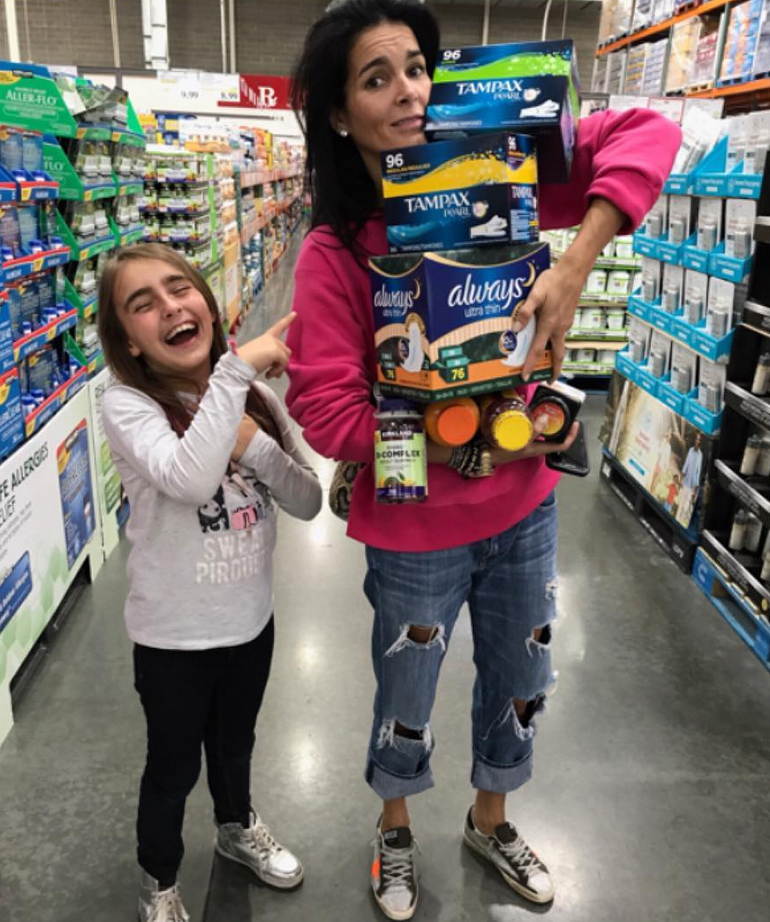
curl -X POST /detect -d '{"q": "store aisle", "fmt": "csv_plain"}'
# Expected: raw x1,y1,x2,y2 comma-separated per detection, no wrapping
0,239,768,922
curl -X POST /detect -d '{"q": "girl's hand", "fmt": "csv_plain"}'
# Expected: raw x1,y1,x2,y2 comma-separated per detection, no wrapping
490,416,579,467
232,414,259,461
515,264,585,382
238,312,296,378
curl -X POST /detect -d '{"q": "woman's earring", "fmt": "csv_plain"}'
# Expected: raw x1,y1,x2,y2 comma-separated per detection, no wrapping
338,127,348,137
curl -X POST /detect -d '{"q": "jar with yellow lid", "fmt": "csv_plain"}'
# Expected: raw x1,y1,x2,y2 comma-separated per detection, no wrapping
479,390,534,453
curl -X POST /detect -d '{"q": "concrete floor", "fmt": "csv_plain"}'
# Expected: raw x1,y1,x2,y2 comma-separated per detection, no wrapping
0,233,768,922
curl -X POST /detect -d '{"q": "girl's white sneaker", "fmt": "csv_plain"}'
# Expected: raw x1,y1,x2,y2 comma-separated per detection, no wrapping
137,871,190,922
216,811,304,889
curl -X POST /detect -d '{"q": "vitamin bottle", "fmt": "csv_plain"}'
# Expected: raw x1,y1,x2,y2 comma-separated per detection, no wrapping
424,397,480,447
374,399,428,504
752,353,770,396
480,390,534,453
740,434,763,476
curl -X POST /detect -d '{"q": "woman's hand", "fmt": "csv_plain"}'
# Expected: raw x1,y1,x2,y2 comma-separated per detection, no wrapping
427,416,580,470
517,197,627,381
516,263,585,382
238,312,296,378
490,416,579,467
232,414,259,461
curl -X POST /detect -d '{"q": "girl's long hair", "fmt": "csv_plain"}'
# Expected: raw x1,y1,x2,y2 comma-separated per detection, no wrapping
98,243,282,446
291,0,439,257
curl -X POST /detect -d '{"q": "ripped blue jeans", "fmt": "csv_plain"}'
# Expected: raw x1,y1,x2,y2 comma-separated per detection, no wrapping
364,492,558,800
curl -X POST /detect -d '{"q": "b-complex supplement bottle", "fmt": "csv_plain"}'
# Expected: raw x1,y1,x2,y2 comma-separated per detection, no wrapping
424,397,480,447
480,390,534,452
374,399,428,504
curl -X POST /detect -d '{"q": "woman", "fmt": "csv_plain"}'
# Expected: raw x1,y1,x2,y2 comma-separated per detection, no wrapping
287,1,681,918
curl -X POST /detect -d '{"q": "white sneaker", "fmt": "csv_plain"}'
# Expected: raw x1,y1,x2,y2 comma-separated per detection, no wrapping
370,822,419,921
216,811,304,889
463,807,554,904
137,871,190,922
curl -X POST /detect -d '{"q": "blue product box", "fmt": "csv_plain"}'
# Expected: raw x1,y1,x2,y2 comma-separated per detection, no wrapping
708,242,753,283
658,376,685,415
5,284,21,340
10,277,40,331
369,241,552,401
0,127,23,174
36,271,54,311
0,291,13,374
683,391,722,434
425,40,580,183
0,367,25,462
681,234,710,273
381,132,538,253
22,132,43,174
26,344,56,395
615,348,640,384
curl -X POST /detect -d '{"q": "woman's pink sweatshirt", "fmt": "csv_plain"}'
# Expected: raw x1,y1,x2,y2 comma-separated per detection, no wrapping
286,108,681,552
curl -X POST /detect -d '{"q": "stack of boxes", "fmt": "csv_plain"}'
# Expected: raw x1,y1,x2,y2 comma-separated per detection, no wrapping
641,39,669,95
369,40,581,405
719,0,765,84
666,19,703,93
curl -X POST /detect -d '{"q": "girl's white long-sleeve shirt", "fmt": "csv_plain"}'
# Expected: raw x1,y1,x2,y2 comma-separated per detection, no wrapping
102,352,322,650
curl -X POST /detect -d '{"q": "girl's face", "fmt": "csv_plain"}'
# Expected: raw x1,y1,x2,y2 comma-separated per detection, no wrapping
114,258,215,385
337,21,431,184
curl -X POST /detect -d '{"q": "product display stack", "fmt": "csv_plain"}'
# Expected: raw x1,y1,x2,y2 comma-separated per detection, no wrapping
236,128,304,307
692,164,770,670
368,41,588,503
542,227,641,386
0,61,148,459
600,101,770,667
596,0,770,96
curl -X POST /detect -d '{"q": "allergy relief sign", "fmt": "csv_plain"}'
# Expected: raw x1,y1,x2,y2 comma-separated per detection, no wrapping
425,41,580,183
369,242,552,402
381,132,538,253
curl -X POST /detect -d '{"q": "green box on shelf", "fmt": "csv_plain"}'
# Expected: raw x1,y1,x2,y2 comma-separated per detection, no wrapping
64,277,97,320
55,209,115,262
0,61,78,137
43,139,116,201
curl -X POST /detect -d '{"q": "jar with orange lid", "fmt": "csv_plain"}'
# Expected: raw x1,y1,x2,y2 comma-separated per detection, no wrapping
424,397,480,447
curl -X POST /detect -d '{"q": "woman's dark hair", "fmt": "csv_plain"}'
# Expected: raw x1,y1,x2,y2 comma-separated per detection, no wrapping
98,243,283,446
291,0,440,255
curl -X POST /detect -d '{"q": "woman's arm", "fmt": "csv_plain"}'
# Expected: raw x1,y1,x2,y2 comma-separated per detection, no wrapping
519,108,683,380
285,238,377,462
238,386,323,521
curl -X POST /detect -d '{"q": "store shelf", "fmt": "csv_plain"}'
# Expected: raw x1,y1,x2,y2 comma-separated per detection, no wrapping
600,447,699,572
23,365,87,438
13,308,78,363
597,0,729,56
693,546,770,671
566,338,627,349
2,245,69,283
568,327,628,340
686,78,770,99
715,459,770,527
563,362,616,374
578,297,629,308
724,381,770,432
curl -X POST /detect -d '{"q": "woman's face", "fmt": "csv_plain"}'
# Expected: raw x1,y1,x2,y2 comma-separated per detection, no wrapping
338,21,431,181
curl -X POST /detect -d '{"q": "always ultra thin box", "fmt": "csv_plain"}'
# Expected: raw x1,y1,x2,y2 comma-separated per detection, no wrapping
381,132,538,254
369,242,551,401
425,40,580,182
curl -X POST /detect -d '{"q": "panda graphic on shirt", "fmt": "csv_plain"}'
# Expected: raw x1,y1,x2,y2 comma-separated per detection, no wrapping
197,463,272,534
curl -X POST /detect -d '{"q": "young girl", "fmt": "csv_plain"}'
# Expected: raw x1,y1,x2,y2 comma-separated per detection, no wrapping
98,243,322,922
